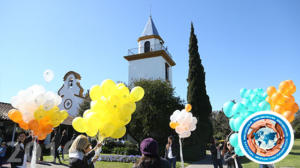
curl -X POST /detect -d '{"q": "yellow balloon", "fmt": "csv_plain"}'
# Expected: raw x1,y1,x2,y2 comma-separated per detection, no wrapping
90,85,101,101
83,110,92,118
100,79,117,97
130,86,144,102
117,85,130,102
99,122,116,138
110,127,126,139
72,117,87,133
86,112,101,129
61,110,69,120
117,83,126,88
34,106,46,120
86,127,98,137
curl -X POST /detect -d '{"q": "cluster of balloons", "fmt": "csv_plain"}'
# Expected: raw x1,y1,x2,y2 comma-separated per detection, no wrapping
266,80,299,122
223,88,271,156
72,79,144,139
169,104,197,138
223,88,270,132
8,85,68,140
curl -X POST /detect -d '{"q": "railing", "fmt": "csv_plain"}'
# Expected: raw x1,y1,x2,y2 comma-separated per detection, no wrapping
127,44,172,58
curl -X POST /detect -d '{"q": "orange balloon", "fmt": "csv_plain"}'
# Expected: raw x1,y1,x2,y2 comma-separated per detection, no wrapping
28,120,39,131
291,103,299,113
8,109,23,123
267,86,277,96
169,122,179,129
271,93,285,105
282,111,295,122
18,120,29,130
274,105,285,114
279,80,296,96
185,104,192,112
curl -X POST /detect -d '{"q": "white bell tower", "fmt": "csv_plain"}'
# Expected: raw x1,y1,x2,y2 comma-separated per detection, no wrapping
124,16,175,85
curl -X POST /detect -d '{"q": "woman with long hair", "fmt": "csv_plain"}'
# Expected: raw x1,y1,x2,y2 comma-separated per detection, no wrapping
133,138,170,168
223,141,243,168
165,136,178,168
69,135,101,168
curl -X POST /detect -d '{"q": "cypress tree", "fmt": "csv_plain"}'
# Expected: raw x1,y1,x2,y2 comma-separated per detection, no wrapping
186,23,213,154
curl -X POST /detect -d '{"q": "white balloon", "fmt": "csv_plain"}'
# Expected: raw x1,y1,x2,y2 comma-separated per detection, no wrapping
43,99,55,111
43,69,54,82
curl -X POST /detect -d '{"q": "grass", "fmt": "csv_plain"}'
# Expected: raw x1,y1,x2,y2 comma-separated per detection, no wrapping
241,139,300,168
43,155,189,168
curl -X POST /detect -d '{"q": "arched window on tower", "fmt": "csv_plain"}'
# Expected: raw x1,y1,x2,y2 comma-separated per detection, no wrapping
144,41,150,53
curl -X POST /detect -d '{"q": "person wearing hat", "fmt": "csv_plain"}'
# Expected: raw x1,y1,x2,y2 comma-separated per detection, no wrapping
133,138,170,168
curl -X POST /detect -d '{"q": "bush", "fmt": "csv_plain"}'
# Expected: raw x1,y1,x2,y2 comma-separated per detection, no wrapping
101,139,139,155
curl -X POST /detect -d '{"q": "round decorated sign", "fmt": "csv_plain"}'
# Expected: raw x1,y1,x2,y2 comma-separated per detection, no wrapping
64,99,73,110
238,111,294,164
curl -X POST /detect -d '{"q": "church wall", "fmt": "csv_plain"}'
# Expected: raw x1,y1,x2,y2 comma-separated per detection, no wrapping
138,38,162,53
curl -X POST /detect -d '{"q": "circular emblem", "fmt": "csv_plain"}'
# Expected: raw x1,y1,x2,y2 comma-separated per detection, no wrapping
238,111,294,164
64,99,73,110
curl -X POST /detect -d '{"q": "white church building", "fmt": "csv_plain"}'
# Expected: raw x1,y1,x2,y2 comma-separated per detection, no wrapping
124,16,176,85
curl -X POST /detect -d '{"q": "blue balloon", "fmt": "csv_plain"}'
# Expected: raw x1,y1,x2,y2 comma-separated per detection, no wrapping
240,88,247,98
234,146,244,156
223,101,235,117
232,103,246,117
259,101,271,111
229,133,239,148
262,92,268,99
241,98,251,108
244,89,253,98
234,116,244,131
229,118,235,130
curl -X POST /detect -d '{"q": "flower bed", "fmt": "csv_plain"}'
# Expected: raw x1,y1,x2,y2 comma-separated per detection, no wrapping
98,154,141,163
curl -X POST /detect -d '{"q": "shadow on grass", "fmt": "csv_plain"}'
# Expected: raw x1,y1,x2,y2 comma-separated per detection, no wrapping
240,156,252,164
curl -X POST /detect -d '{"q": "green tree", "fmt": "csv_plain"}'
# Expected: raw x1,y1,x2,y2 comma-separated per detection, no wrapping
186,23,213,159
211,111,231,139
127,79,184,155
77,92,91,117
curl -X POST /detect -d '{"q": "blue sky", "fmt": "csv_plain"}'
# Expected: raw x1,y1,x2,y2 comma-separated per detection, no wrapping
0,0,299,111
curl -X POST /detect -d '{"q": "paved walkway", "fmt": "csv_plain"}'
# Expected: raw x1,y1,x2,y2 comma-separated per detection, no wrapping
2,161,68,168
186,155,227,168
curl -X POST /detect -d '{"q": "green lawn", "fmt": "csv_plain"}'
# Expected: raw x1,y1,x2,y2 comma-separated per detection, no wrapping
241,139,300,168
43,155,189,168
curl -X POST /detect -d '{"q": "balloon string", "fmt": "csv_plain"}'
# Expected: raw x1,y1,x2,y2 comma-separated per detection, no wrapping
234,158,238,168
179,137,184,168
31,140,37,168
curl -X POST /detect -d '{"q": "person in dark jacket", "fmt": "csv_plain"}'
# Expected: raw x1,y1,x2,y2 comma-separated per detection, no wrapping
37,139,45,162
223,141,243,168
210,138,223,168
51,129,62,164
69,135,102,168
9,131,33,168
59,129,68,160
133,137,170,168
164,136,178,168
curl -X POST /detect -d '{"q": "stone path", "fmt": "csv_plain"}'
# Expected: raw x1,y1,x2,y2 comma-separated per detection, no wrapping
2,161,69,168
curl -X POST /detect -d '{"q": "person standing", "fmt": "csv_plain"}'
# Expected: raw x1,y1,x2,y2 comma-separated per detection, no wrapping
224,142,243,168
69,135,102,168
37,139,45,162
51,129,62,164
59,129,68,160
133,137,170,168
210,138,223,168
165,136,178,168
0,142,7,167
9,131,32,168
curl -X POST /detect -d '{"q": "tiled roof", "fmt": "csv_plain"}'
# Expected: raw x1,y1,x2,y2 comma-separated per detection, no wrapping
0,102,13,120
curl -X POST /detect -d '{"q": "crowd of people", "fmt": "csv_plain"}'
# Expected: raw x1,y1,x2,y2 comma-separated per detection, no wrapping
0,129,277,168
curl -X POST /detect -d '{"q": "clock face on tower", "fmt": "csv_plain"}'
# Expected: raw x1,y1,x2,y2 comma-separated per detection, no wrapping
64,99,73,110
